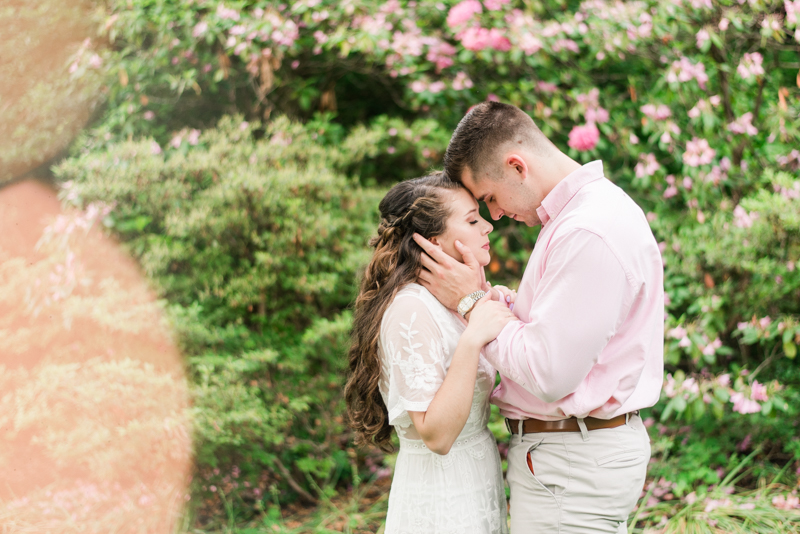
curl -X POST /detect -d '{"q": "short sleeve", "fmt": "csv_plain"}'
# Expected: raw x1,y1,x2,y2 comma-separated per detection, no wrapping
380,293,447,427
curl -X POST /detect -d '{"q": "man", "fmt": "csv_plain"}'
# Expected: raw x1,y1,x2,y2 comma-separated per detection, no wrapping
413,101,664,533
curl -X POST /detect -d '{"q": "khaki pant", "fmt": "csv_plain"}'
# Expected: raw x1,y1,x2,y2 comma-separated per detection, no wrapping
506,414,650,533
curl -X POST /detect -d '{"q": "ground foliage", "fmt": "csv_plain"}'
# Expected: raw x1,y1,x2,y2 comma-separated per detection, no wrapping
46,0,800,529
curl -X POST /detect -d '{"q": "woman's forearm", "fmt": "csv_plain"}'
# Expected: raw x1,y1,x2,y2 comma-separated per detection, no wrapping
408,333,483,455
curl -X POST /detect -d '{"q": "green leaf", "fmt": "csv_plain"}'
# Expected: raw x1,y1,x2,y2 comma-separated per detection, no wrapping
784,341,797,359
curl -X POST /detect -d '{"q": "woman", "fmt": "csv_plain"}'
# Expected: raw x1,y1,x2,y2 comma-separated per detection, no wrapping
345,172,516,534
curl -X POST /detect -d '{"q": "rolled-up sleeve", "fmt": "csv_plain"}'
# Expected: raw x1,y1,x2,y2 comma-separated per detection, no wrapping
484,229,633,403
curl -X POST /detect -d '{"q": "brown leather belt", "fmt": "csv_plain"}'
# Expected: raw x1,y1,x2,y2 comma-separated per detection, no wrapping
506,414,630,435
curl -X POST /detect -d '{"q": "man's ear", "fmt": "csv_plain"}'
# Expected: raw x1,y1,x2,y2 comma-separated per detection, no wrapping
507,154,528,179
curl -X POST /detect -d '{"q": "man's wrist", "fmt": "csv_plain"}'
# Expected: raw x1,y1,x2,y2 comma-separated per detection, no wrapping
457,290,486,319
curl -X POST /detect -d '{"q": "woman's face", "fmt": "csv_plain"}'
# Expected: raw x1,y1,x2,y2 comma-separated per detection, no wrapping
431,188,493,267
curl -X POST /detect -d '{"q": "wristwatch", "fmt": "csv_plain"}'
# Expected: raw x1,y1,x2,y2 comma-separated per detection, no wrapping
457,290,487,319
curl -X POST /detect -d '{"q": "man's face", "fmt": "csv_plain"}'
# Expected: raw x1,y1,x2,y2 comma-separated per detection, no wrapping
460,163,542,227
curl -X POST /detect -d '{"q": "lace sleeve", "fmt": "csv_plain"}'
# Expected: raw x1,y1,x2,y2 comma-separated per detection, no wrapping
380,293,448,426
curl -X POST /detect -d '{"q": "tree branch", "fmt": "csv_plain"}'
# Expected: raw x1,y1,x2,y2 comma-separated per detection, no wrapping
272,457,317,504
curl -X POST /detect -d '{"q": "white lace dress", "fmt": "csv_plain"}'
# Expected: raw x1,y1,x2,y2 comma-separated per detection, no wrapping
378,283,508,534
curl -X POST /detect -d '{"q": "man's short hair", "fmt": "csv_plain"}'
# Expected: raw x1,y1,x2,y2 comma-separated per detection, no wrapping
444,101,551,183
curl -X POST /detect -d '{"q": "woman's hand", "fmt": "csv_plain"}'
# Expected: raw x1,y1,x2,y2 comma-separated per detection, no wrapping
486,283,516,310
463,294,517,346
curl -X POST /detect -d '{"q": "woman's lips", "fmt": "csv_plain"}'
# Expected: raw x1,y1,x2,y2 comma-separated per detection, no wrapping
482,242,490,250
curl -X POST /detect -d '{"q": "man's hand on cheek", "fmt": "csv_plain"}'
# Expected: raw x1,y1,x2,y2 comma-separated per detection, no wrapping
414,234,483,310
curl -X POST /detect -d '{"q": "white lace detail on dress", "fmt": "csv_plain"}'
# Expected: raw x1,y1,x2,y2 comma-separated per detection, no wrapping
378,284,508,534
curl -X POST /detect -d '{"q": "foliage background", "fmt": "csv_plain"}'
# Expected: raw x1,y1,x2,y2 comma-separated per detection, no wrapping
4,0,800,531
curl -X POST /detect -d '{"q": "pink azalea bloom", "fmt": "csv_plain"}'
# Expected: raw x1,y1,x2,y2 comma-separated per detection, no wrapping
188,129,200,145
459,26,492,51
728,112,758,136
696,29,710,48
567,123,600,151
484,0,510,10
428,81,446,93
787,0,800,26
552,38,579,53
150,141,162,155
216,5,240,20
635,153,661,178
452,71,474,90
488,28,512,51
641,103,672,120
719,17,730,31
683,137,716,167
519,33,543,54
750,380,769,402
667,57,709,89
585,107,609,124
447,0,482,29
733,205,758,228
730,392,761,414
668,326,688,339
737,52,765,80
537,81,558,93
410,80,427,93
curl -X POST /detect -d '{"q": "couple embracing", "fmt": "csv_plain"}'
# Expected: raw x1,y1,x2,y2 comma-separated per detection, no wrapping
346,102,664,533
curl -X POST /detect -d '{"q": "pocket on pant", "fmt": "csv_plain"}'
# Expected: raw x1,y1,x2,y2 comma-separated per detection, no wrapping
595,448,646,468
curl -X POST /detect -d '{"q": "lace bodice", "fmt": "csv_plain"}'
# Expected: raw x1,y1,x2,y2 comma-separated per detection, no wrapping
378,283,496,441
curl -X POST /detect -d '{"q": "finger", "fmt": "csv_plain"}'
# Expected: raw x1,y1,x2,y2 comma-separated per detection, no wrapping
417,252,439,273
455,240,480,269
413,233,452,264
417,268,434,284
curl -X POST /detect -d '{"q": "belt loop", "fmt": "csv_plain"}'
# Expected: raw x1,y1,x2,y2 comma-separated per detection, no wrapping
505,418,512,435
576,418,589,442
518,419,524,437
625,412,630,425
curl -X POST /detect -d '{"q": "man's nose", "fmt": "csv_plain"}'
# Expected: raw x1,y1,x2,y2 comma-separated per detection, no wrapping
489,207,503,220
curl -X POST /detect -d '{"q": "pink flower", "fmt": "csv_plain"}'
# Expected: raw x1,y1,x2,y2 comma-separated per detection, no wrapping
488,28,512,51
216,5,240,20
428,81,446,93
683,137,716,167
696,29,710,48
787,0,800,26
731,392,761,414
728,112,758,136
188,129,200,145
459,26,492,51
519,33,543,54
585,107,609,124
447,0,482,29
667,57,709,89
567,123,600,151
552,39,579,53
733,205,758,228
750,380,769,402
635,153,661,178
452,71,474,90
193,21,209,37
537,81,558,93
410,80,427,93
150,141,162,155
773,494,800,510
143,111,155,121
641,104,672,120
737,52,765,80
663,186,678,198
484,0,510,10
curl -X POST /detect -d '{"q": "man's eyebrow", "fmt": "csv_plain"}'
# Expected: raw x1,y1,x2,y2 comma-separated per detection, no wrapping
476,194,487,203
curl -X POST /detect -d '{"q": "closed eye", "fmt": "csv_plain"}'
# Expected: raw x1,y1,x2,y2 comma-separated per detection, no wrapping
469,220,479,225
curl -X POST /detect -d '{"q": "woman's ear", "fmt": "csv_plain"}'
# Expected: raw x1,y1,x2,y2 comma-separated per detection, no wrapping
429,236,440,246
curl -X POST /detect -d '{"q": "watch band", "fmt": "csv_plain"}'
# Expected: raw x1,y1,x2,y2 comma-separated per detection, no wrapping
457,290,487,318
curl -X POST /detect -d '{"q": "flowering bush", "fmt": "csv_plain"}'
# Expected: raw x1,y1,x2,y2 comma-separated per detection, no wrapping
44,0,800,523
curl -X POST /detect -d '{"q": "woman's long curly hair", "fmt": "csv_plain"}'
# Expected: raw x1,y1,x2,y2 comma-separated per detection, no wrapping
345,171,463,452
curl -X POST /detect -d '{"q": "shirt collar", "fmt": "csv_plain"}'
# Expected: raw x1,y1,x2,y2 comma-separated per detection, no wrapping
535,160,605,226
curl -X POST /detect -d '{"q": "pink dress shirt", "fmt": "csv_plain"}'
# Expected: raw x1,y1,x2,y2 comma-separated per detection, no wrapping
485,160,664,421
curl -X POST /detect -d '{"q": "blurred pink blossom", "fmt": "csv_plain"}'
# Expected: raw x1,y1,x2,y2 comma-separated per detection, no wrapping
484,0,510,10
750,380,769,401
728,112,758,136
635,153,661,178
452,71,474,90
667,57,709,89
537,81,558,93
567,123,600,151
733,205,758,228
731,392,761,414
773,494,800,510
488,28,512,51
216,5,240,20
519,33,543,54
188,129,200,145
696,29,710,48
150,141,162,155
459,26,492,51
447,0,482,29
737,52,764,80
683,137,715,167
641,103,672,120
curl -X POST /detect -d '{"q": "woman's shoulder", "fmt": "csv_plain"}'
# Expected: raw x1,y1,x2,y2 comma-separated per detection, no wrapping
382,283,449,324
